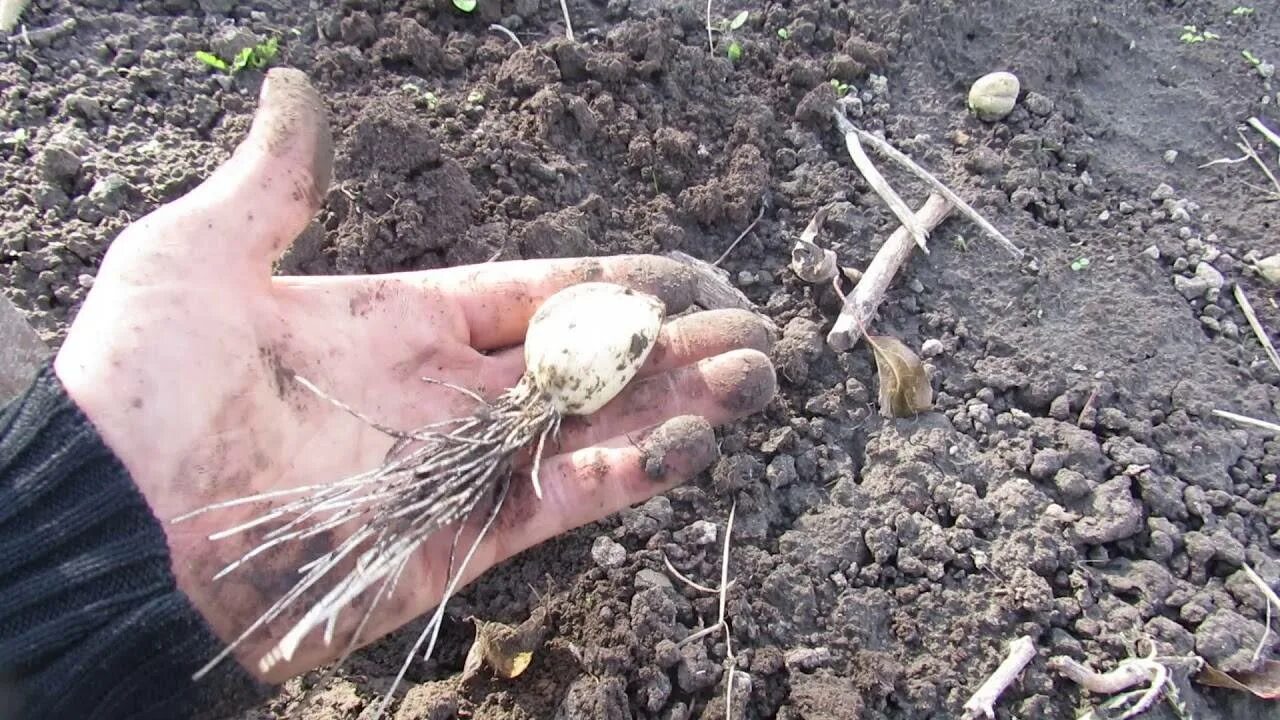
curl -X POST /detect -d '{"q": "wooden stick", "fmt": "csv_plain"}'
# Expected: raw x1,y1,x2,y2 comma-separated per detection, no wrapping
962,635,1036,719
826,193,953,351
558,0,575,41
833,110,928,251
836,113,1024,258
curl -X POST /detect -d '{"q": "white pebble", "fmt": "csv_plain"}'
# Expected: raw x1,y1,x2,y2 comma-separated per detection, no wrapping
591,536,626,568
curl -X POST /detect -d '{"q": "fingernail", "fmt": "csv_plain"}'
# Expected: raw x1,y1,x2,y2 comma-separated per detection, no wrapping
639,415,718,484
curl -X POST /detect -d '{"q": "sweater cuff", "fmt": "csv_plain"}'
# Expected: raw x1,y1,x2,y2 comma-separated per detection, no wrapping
0,362,273,720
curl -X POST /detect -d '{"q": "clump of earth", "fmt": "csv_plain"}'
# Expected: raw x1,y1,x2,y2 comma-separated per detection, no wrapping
2,1,1278,719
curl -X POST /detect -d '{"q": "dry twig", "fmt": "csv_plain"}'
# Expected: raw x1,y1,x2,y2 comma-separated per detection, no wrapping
962,635,1036,719
826,193,954,351
832,110,928,251
714,196,768,266
1235,128,1280,198
705,0,714,52
1049,650,1200,720
833,109,1024,258
1212,409,1280,435
1234,284,1280,374
558,0,574,42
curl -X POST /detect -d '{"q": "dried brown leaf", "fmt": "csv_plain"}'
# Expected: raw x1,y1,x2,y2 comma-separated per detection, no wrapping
1195,660,1280,699
867,335,932,417
459,607,547,683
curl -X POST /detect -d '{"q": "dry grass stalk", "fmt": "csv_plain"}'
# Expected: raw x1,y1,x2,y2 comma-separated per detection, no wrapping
832,110,929,251
559,0,574,42
826,193,954,351
489,24,523,47
1234,284,1280,374
961,635,1036,719
1235,128,1280,198
1049,650,1201,720
1212,408,1280,435
833,109,1024,258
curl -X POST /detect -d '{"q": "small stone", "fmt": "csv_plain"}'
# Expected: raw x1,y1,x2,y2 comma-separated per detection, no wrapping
63,94,104,124
1142,245,1160,260
1194,261,1224,290
1163,150,1178,164
766,455,798,490
591,536,626,568
635,569,672,590
1151,183,1176,201
1173,274,1210,300
920,338,944,358
783,647,834,671
87,173,132,215
37,145,81,185
674,520,718,546
1023,91,1053,116
77,274,94,289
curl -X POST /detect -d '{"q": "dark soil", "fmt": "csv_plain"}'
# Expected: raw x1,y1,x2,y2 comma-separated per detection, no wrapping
4,1,1280,719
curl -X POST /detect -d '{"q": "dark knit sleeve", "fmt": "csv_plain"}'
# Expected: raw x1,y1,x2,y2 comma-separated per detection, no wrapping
0,363,274,720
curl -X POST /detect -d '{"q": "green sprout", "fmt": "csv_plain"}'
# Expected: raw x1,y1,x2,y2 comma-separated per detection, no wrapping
1179,25,1219,43
1231,6,1254,16
195,36,280,75
726,40,743,62
1070,257,1090,272
466,88,486,105
777,27,789,40
1242,49,1262,66
453,0,477,11
829,78,852,97
729,10,748,30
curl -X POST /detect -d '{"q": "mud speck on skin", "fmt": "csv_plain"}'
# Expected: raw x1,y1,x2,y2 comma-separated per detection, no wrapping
7,1,1280,719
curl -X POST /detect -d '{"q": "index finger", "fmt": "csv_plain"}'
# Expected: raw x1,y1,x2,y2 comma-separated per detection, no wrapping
430,255,699,351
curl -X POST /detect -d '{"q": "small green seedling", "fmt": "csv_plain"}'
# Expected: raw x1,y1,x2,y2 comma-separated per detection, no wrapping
195,36,280,75
777,27,790,40
1179,25,1219,43
453,0,477,11
726,40,743,62
1,127,28,152
829,79,852,97
467,88,486,105
728,10,748,30
1070,257,1090,272
1231,6,1254,16
1242,49,1262,66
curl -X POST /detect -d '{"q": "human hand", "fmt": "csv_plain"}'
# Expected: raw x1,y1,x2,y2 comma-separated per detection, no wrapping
53,69,776,682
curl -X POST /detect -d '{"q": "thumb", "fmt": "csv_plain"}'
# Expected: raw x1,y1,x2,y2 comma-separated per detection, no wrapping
104,68,333,283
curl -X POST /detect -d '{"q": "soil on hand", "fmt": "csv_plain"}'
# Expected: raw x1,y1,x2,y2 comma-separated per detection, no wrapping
3,1,1279,719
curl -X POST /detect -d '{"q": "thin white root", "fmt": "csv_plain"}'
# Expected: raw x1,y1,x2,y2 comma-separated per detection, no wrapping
833,111,929,251
833,109,1024,258
1242,562,1280,662
1212,408,1280,435
826,193,954,351
558,0,574,42
705,0,714,52
665,501,739,719
1234,284,1280,374
488,24,523,47
962,635,1036,719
